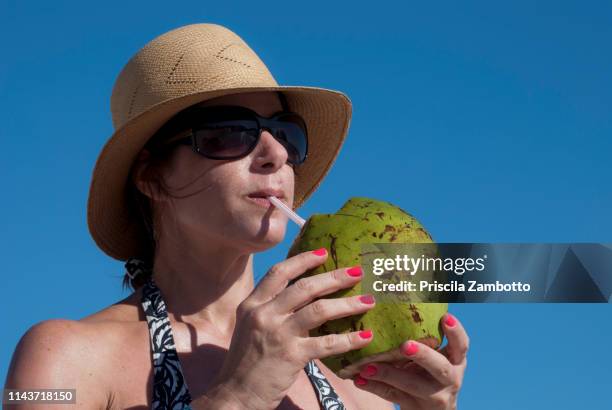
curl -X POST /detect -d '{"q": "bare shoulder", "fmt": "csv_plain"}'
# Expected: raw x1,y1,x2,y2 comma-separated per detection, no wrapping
5,290,147,410
4,319,112,409
80,286,144,324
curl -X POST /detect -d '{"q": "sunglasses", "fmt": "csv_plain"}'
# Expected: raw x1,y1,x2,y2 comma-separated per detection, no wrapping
157,105,309,166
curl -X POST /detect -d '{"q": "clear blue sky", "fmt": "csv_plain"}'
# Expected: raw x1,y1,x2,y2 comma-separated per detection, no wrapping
1,1,611,408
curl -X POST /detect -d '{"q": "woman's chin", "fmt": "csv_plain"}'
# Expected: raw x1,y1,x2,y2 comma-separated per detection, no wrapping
244,222,286,250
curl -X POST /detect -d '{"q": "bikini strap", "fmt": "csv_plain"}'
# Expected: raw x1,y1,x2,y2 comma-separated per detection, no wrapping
304,360,347,410
141,277,193,409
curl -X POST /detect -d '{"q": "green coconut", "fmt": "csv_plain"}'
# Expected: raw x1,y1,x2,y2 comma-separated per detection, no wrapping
287,197,447,376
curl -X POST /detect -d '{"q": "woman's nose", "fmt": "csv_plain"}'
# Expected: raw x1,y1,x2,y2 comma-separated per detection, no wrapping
251,129,289,170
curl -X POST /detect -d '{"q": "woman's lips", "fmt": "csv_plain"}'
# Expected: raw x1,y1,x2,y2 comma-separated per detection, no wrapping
246,195,273,208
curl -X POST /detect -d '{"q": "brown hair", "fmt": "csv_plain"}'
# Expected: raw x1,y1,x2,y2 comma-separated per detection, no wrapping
121,103,200,291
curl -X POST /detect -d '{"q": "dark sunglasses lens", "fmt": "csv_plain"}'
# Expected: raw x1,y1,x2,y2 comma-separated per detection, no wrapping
194,120,258,158
273,114,308,165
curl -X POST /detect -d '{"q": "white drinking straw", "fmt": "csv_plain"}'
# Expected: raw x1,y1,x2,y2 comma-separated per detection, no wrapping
268,196,306,227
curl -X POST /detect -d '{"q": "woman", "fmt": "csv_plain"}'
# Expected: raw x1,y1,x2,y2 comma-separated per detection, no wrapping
5,24,468,409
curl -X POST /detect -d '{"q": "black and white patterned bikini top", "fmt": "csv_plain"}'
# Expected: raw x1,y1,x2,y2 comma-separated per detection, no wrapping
140,276,347,410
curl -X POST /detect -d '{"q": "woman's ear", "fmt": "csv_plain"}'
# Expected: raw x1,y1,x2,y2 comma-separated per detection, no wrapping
131,149,158,200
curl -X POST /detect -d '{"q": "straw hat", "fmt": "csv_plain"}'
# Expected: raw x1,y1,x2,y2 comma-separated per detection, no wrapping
87,23,352,261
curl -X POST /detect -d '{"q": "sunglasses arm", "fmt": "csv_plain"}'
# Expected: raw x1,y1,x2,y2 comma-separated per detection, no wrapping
162,129,194,147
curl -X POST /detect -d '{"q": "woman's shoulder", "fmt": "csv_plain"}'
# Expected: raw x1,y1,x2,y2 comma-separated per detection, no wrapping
14,287,145,367
8,286,147,374
75,289,152,361
6,291,151,409
13,286,146,359
6,318,116,409
80,286,145,324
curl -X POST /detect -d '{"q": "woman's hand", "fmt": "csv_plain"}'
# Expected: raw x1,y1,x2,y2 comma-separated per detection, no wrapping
352,314,468,410
206,248,376,410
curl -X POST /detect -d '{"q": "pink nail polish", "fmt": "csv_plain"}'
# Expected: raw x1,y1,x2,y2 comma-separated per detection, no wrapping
359,294,375,304
445,314,457,327
312,248,327,256
355,375,368,386
361,364,378,377
347,266,362,277
359,329,373,339
402,341,419,356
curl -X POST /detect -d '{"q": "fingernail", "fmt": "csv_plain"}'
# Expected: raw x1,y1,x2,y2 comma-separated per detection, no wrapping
354,375,368,386
361,364,378,377
359,329,373,339
359,294,375,304
312,248,327,256
444,313,457,327
402,341,419,356
347,266,362,277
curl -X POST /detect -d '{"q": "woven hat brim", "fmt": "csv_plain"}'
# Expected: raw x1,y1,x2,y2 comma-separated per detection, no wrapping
87,86,352,261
